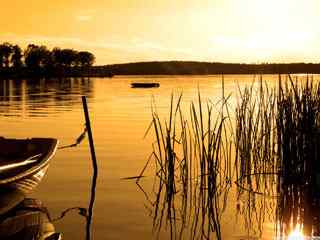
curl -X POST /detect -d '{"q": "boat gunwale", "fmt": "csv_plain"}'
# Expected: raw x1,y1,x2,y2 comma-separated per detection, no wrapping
0,138,59,184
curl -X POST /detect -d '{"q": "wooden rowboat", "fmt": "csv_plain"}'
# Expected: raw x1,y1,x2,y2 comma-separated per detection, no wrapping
0,137,58,194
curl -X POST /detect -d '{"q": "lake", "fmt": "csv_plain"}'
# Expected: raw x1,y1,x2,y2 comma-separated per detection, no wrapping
0,75,314,239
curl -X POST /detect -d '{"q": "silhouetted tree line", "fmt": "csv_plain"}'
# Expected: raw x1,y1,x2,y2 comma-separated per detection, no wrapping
0,42,95,78
2,42,320,78
102,61,320,75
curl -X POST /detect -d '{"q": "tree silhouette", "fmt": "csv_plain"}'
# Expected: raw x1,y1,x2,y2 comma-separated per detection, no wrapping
60,49,78,67
52,48,81,67
11,45,23,68
68,49,78,66
0,42,13,68
0,41,99,77
51,47,63,67
24,44,51,69
77,51,95,67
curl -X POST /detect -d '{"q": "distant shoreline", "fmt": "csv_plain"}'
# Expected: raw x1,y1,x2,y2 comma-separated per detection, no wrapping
1,61,320,78
102,61,320,75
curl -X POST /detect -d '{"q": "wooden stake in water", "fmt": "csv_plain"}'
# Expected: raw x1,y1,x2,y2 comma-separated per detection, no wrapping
82,96,98,240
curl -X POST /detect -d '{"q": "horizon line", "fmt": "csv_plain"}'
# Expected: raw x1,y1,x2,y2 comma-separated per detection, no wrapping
97,60,320,67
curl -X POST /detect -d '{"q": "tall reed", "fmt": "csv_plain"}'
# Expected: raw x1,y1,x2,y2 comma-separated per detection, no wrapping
234,75,320,237
140,89,233,239
276,76,320,237
235,78,278,196
234,78,278,237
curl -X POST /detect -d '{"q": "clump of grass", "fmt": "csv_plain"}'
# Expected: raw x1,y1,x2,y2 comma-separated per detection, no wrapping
235,77,278,195
276,76,320,237
189,90,233,240
145,93,182,239
234,75,320,238
234,77,278,237
139,74,320,239
139,88,233,239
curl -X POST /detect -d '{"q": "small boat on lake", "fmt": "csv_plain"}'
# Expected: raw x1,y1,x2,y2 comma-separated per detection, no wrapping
0,137,58,194
131,82,160,88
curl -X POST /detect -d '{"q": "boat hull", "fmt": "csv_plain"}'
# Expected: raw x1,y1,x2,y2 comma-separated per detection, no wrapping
9,165,49,194
0,138,58,194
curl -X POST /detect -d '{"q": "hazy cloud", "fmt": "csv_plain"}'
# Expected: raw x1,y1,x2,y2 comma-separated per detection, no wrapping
75,9,97,22
76,15,93,22
0,33,198,64
2,31,320,65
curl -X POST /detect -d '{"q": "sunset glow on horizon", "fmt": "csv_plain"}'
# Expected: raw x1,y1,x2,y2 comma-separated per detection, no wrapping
1,0,320,65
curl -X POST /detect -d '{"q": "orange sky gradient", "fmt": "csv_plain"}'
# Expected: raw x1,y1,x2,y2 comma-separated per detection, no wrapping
1,0,320,65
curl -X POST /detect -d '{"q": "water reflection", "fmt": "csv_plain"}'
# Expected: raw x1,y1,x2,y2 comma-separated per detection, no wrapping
236,171,320,239
0,188,96,240
276,173,320,238
0,189,61,240
0,78,94,118
236,174,278,238
0,75,318,239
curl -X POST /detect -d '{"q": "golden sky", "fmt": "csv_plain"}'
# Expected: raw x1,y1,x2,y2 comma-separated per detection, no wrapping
1,0,320,65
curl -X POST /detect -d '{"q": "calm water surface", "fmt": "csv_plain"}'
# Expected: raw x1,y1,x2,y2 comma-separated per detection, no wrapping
0,75,313,239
